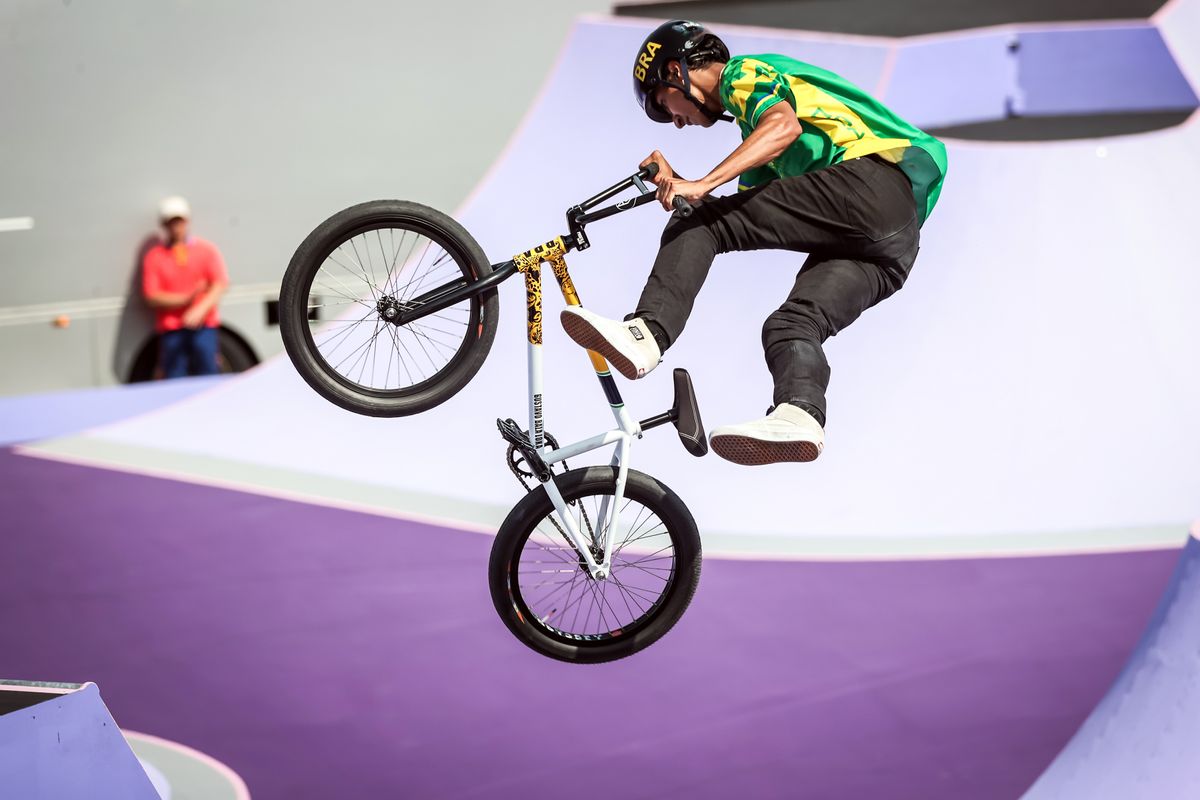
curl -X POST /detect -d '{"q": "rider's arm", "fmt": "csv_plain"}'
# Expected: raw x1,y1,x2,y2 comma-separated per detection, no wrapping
640,150,687,183
698,103,800,192
654,103,799,209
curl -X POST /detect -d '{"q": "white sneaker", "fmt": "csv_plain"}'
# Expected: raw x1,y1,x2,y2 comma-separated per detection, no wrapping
709,403,824,466
560,307,662,380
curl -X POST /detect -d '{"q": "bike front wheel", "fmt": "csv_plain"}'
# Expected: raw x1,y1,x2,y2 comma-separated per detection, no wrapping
279,200,499,417
489,466,702,664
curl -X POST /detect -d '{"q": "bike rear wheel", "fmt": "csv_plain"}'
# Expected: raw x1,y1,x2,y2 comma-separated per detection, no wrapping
279,200,499,417
489,466,702,664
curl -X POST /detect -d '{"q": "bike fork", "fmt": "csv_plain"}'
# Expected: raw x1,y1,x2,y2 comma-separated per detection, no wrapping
541,436,632,581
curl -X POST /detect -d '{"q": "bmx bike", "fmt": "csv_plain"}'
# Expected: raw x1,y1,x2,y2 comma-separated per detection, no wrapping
279,165,708,663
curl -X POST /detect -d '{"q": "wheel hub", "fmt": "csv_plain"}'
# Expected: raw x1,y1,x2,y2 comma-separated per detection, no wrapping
578,546,606,580
376,295,411,326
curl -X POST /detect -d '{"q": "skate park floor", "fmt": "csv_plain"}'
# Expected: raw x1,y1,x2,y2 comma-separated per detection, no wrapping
0,433,1183,799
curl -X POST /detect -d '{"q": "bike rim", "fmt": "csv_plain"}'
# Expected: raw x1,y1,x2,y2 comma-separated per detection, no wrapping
512,494,678,644
300,220,481,398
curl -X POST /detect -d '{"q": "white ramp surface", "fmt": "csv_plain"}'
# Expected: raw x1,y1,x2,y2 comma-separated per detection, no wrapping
24,13,1200,553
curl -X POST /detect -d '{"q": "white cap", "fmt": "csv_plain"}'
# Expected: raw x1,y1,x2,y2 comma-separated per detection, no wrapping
158,196,191,223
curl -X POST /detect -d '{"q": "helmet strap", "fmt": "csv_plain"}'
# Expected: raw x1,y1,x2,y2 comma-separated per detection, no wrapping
663,63,732,123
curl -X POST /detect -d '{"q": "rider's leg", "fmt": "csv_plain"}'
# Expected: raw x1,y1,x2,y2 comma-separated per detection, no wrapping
562,161,871,377
631,181,840,350
561,156,918,384
708,255,907,465
762,254,906,429
632,154,916,350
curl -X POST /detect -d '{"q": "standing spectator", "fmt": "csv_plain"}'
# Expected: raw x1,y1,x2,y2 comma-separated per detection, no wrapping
141,196,229,378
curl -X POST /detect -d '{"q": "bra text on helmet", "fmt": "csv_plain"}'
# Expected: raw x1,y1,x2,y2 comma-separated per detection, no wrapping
633,41,662,81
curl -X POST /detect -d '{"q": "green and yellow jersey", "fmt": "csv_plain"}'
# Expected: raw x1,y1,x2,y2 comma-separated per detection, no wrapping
719,54,947,224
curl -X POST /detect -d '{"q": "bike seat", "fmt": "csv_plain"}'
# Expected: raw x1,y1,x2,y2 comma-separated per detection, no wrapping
672,368,707,457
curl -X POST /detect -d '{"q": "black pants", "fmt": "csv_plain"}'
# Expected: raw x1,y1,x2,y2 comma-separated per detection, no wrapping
632,154,921,427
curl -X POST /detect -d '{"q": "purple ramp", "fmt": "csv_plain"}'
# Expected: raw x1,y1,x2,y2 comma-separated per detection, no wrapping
0,450,1183,800
1022,526,1200,799
0,375,226,447
884,33,1016,128
1016,25,1199,115
0,681,159,800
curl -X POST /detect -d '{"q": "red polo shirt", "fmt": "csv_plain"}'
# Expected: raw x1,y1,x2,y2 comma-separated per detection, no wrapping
142,237,228,332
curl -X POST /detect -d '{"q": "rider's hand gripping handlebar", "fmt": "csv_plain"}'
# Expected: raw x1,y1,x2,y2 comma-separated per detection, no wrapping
640,163,695,218
565,162,698,250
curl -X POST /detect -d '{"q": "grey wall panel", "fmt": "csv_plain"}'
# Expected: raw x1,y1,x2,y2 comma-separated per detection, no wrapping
0,0,607,302
0,318,101,393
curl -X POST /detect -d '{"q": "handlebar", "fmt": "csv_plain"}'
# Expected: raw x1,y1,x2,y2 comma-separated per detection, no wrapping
566,162,699,250
639,163,695,218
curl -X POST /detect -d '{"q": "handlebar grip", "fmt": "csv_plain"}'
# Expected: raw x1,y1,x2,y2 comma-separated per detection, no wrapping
672,196,694,217
641,162,659,180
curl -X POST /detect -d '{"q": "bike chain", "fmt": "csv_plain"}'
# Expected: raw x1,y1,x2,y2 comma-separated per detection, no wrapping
504,434,602,562
505,431,568,493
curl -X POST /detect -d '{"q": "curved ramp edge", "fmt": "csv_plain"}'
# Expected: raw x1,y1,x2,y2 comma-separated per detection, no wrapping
1022,523,1200,798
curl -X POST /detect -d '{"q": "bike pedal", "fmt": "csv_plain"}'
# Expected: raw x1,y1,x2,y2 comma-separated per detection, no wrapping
671,368,708,457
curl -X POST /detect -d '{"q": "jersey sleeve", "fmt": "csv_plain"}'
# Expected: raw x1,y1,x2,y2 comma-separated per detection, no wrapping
720,56,797,129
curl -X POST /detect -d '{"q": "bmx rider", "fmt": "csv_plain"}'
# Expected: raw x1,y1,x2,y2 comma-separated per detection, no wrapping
560,20,947,466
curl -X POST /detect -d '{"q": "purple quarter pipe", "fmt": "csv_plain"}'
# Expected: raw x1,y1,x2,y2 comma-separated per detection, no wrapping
0,449,1183,799
1022,526,1200,798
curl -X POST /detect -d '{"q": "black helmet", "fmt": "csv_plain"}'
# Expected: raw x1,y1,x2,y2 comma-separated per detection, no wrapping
632,20,730,124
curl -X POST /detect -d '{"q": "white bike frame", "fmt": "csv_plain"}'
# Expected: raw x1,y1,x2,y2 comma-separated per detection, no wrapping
512,239,647,582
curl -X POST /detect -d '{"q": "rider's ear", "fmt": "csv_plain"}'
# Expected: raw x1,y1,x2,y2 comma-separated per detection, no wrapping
666,60,683,82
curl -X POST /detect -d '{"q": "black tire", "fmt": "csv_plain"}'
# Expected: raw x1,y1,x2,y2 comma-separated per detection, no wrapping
215,328,257,374
489,467,701,664
279,200,499,417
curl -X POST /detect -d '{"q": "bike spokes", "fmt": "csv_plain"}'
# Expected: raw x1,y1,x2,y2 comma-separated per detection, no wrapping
305,226,473,393
517,495,676,639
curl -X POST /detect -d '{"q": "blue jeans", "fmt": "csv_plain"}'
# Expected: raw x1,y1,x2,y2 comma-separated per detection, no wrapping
160,327,220,378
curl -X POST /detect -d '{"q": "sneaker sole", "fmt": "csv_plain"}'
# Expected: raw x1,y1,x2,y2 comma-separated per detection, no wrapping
710,434,821,466
560,312,641,380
